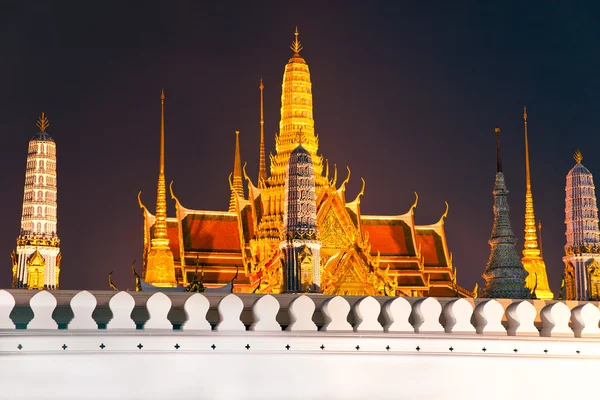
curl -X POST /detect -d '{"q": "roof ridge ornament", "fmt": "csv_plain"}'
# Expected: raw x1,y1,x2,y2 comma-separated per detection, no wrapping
36,112,50,132
290,26,303,55
574,148,583,164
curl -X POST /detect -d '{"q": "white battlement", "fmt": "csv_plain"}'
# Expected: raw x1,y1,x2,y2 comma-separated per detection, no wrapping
1,290,599,399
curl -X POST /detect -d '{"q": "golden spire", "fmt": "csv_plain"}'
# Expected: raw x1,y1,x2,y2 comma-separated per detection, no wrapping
160,89,165,175
521,107,554,299
229,130,244,212
574,149,583,164
258,79,267,182
143,88,177,287
524,107,531,191
538,220,544,258
154,89,168,239
291,26,303,55
522,106,538,251
36,112,50,132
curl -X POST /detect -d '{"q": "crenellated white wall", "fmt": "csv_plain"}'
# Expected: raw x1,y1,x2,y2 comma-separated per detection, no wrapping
1,290,600,400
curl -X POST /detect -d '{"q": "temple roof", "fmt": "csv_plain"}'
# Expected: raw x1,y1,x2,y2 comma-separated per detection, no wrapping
181,212,241,252
361,214,416,257
415,228,448,267
27,248,46,266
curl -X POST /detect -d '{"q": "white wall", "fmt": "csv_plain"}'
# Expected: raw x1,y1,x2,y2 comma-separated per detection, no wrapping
1,290,599,400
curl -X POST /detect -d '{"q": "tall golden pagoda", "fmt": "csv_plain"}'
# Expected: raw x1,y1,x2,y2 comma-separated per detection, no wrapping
141,90,177,287
139,29,471,297
521,107,553,299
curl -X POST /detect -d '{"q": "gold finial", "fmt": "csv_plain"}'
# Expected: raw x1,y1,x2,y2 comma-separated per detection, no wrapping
410,191,419,212
574,149,583,164
161,88,165,101
442,201,449,220
290,26,303,55
523,106,527,121
36,112,50,132
258,78,267,183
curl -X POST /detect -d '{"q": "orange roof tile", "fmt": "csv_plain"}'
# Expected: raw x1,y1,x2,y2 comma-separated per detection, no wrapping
415,229,448,267
361,218,416,256
181,213,241,252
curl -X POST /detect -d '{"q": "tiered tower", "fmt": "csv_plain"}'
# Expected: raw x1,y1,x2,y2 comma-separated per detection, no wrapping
11,113,61,290
562,150,600,300
229,130,244,212
143,90,177,287
520,108,553,299
251,28,327,261
279,135,321,292
482,127,530,299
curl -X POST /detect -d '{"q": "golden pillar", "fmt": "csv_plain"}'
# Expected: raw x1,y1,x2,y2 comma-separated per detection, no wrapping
144,90,177,287
521,107,553,299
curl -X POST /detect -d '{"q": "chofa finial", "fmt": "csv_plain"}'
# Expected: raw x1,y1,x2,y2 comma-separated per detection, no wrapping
36,112,50,132
523,106,527,121
291,26,303,55
161,88,165,101
574,149,583,164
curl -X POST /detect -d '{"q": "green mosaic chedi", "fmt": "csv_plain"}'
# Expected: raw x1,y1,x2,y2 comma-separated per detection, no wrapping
482,127,530,299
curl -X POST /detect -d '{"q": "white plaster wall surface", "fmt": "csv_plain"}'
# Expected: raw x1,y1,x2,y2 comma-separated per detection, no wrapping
1,290,600,400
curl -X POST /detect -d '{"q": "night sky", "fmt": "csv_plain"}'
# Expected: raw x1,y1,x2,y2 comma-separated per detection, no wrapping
1,1,599,293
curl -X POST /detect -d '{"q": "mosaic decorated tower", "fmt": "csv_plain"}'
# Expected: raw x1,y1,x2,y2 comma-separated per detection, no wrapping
279,137,321,292
12,113,61,290
520,108,553,299
141,90,177,287
562,150,600,300
482,127,529,299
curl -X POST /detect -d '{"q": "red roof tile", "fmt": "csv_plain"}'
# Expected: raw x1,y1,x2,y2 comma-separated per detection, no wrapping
182,213,241,252
415,229,447,267
361,218,416,256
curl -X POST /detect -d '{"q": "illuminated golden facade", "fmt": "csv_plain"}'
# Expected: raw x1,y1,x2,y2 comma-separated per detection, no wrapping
12,113,61,290
139,29,471,297
521,108,553,299
141,90,177,287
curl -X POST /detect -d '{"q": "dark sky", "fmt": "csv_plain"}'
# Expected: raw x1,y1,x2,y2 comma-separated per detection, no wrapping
1,1,599,293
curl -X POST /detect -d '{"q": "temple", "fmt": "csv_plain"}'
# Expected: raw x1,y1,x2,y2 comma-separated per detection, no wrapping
520,108,553,299
11,113,61,290
139,29,472,297
563,150,600,300
482,127,529,299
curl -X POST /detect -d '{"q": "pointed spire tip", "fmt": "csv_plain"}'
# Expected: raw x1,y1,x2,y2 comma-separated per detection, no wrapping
574,149,583,164
290,26,303,55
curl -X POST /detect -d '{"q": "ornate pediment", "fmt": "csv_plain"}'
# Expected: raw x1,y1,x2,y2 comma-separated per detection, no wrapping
320,207,352,250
